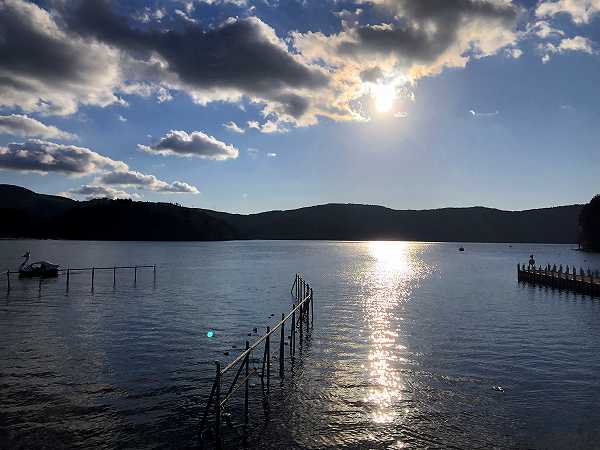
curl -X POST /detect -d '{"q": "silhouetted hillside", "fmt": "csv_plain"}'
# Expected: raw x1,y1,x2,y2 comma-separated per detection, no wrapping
0,185,237,241
207,203,582,243
0,184,583,243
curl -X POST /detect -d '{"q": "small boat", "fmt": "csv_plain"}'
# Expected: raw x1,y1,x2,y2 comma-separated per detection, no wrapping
18,251,59,278
459,246,465,252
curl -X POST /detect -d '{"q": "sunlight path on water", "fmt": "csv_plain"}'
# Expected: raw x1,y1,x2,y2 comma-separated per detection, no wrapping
364,242,429,427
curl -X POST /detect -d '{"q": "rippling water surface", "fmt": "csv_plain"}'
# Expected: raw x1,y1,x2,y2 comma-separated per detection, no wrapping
1,240,600,449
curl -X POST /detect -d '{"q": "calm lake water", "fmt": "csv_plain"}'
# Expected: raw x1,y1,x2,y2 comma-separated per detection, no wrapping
1,240,600,449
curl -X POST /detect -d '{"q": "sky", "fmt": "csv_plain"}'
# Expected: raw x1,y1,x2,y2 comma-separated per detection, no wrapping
0,0,599,214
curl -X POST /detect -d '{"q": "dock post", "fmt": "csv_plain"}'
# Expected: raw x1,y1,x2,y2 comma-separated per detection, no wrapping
91,267,95,291
66,268,70,292
244,341,249,425
113,267,116,286
6,270,10,293
291,305,296,357
279,313,285,377
266,327,271,390
153,265,156,284
306,283,310,332
310,287,314,326
214,361,221,448
299,297,303,344
134,266,137,285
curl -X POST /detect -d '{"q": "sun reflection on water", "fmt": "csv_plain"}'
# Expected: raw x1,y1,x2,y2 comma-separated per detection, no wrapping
364,241,422,425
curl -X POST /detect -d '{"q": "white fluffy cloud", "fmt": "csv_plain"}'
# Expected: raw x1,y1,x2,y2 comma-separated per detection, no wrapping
99,170,199,193
536,0,600,24
0,114,76,140
540,35,596,62
0,139,199,195
138,130,239,160
62,184,140,200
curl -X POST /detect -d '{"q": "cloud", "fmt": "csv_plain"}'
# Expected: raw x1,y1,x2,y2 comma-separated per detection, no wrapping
117,114,127,122
266,152,277,157
0,0,123,116
60,1,328,122
138,130,239,160
247,120,288,134
0,139,199,194
292,0,522,122
469,109,499,118
540,35,596,61
62,184,140,200
99,170,199,193
0,114,76,140
536,0,600,25
0,140,127,175
223,121,245,133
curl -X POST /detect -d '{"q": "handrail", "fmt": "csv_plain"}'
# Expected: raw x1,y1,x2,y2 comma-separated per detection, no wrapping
200,273,314,443
221,289,311,375
3,264,155,275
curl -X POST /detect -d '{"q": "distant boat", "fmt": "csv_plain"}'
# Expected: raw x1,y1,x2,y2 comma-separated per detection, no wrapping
459,246,465,252
18,251,59,277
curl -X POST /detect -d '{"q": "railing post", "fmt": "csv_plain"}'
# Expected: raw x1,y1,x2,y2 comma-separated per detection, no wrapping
306,283,310,332
279,313,285,377
6,270,10,293
153,264,156,284
134,266,137,285
291,305,296,357
266,326,271,390
215,361,221,448
299,297,303,343
244,340,249,425
66,268,70,292
310,287,314,326
113,267,116,286
91,267,95,292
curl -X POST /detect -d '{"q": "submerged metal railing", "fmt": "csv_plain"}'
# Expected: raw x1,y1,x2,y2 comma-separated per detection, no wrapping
2,265,156,293
199,274,314,447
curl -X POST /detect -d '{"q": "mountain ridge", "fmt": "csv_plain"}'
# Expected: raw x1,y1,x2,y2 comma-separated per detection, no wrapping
0,184,582,243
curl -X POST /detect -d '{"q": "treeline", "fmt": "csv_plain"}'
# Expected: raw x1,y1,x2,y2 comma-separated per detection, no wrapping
0,184,585,243
579,195,600,251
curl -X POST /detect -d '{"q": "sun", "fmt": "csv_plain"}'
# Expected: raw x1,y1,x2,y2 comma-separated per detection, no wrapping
371,83,396,113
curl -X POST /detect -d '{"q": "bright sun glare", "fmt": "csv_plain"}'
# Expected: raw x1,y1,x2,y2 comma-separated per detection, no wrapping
372,83,396,113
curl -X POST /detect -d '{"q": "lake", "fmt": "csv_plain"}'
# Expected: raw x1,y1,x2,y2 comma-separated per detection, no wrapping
1,240,600,449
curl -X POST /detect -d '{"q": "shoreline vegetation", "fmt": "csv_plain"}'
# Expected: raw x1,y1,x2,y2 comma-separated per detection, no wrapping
579,194,600,253
0,184,585,243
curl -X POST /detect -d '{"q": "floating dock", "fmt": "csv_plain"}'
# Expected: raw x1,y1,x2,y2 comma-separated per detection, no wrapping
517,264,600,297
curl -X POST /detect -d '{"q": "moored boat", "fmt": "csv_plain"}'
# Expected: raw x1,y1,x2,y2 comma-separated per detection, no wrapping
18,251,59,278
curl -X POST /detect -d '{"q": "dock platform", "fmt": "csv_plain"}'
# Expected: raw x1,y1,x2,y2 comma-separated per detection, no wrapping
518,264,600,297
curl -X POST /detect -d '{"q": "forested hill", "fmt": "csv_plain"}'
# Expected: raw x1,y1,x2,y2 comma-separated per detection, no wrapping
0,184,582,243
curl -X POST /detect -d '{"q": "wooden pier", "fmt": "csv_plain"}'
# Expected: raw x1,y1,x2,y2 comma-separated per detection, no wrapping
199,274,314,448
518,263,600,297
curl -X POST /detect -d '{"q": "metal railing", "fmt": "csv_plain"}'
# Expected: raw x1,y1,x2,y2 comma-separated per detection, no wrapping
200,273,314,446
3,264,156,293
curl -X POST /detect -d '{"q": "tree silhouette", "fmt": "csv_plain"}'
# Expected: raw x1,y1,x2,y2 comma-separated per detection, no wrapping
579,195,600,251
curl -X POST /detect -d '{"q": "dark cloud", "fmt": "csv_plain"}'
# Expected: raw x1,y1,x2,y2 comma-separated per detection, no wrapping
0,114,76,139
343,0,519,63
138,130,239,160
0,0,121,115
61,0,327,97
